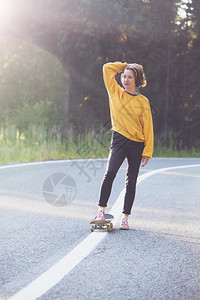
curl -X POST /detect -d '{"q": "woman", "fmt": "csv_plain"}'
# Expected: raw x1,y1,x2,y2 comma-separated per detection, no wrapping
95,61,154,229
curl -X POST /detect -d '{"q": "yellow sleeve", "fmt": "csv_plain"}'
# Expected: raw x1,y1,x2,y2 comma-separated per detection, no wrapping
103,62,127,96
142,101,154,159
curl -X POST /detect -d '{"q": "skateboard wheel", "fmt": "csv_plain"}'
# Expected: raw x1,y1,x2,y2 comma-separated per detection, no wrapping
110,223,113,229
91,225,95,232
107,225,111,232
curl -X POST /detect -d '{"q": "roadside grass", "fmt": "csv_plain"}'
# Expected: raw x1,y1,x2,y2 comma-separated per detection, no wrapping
0,125,199,164
153,137,200,158
0,125,110,164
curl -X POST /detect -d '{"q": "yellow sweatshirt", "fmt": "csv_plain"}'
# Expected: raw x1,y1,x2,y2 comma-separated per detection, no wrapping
103,61,154,158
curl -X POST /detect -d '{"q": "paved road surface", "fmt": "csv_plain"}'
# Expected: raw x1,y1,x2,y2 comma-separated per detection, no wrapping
0,158,200,300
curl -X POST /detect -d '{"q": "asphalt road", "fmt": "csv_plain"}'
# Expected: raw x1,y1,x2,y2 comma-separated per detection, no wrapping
0,158,200,300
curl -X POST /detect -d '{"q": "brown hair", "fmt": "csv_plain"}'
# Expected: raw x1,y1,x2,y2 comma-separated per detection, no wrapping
125,63,147,88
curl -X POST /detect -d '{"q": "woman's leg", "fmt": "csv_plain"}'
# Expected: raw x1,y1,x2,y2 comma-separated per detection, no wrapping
98,132,128,208
122,142,144,215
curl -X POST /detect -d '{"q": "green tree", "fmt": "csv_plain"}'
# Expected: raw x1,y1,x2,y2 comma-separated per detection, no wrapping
0,37,68,128
0,0,199,149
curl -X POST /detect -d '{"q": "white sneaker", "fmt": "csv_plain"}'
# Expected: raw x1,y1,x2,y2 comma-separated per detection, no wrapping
95,209,107,224
119,218,130,230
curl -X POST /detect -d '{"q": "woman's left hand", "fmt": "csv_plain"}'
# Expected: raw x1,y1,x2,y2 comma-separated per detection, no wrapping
141,156,149,167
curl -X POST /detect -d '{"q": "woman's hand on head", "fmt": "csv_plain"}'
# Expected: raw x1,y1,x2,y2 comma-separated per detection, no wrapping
141,156,149,167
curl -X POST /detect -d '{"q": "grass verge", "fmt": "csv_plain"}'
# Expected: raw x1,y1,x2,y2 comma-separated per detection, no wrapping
0,125,199,164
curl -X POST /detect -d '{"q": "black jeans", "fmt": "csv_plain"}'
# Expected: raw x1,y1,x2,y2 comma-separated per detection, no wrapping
98,131,144,215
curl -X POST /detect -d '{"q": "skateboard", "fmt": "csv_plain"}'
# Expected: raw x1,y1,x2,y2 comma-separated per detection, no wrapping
90,214,114,232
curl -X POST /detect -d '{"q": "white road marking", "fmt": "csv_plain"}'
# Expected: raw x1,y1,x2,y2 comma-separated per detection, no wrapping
0,159,107,170
8,162,200,300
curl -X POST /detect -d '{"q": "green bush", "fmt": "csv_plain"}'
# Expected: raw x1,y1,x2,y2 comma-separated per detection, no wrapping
11,100,63,130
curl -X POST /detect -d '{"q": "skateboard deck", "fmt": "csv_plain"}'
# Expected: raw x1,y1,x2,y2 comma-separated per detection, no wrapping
90,214,114,232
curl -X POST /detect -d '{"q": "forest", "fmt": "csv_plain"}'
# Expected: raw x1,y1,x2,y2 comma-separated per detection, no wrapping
0,0,199,162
